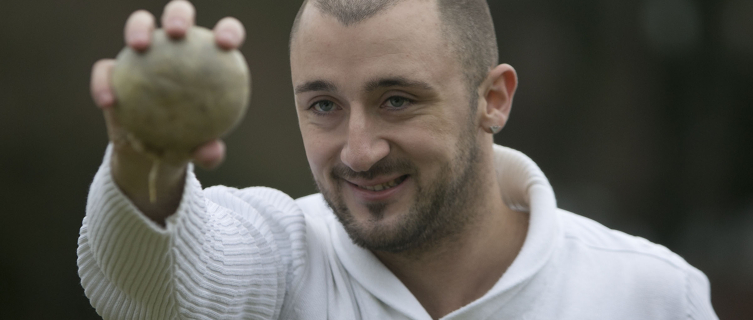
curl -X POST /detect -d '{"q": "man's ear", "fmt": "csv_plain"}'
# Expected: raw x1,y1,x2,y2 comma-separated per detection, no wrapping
478,64,518,134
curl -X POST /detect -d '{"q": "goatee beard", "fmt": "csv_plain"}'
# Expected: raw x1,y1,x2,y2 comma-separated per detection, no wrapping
316,129,482,256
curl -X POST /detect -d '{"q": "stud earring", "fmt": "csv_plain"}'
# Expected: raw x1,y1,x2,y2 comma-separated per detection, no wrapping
490,125,502,134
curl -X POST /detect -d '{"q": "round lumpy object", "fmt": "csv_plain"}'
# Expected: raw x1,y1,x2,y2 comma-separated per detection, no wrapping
112,26,250,157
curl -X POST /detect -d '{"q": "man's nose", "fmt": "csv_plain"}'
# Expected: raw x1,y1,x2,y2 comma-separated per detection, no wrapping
340,109,389,172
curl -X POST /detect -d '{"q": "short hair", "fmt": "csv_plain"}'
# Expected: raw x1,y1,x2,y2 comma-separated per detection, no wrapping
290,0,499,94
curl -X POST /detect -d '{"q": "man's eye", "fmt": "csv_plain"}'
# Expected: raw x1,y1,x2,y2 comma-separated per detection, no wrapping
385,96,410,109
311,100,336,113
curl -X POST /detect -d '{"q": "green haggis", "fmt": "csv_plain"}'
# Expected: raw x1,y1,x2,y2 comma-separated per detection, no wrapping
112,26,250,158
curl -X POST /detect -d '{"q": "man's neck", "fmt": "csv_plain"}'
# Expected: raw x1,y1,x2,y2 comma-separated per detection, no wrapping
373,174,529,320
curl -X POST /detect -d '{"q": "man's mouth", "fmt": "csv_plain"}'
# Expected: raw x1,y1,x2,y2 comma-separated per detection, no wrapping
355,175,409,191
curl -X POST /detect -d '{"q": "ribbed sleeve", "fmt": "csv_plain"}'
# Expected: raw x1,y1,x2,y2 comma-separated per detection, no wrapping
77,146,307,319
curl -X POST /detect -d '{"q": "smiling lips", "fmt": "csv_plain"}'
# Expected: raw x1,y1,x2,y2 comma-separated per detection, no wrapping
341,174,411,203
355,175,408,191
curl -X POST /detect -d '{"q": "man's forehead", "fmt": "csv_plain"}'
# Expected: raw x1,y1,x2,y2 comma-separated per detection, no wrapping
290,0,453,84
309,0,402,27
294,76,435,95
293,0,441,46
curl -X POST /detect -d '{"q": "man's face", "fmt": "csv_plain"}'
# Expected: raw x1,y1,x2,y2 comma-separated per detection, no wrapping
290,0,484,252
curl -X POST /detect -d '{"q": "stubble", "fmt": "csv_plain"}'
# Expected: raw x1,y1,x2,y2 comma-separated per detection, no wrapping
317,121,483,257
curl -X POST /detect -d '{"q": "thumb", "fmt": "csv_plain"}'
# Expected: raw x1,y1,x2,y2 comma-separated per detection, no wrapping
191,139,226,169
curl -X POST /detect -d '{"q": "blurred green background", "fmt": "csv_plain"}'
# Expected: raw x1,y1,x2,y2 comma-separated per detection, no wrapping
0,0,751,319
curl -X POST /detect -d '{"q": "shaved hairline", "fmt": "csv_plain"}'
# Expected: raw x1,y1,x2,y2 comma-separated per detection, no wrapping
289,0,499,98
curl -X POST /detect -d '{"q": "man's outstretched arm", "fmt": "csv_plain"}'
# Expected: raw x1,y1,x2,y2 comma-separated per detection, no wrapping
77,146,306,319
78,2,306,319
89,0,243,226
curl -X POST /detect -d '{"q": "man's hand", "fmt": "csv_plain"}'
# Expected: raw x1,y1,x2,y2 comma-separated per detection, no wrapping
89,0,247,225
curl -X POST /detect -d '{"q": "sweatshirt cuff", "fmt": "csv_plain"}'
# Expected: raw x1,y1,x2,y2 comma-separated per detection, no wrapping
78,144,205,316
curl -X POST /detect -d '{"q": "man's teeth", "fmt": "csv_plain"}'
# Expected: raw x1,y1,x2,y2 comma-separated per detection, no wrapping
359,176,405,191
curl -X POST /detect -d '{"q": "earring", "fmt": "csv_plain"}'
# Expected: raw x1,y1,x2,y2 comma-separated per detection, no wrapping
490,125,502,134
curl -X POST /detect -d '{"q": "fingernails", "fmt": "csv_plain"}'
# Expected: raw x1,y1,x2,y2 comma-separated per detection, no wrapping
217,31,233,42
130,31,148,46
216,31,238,49
167,18,186,30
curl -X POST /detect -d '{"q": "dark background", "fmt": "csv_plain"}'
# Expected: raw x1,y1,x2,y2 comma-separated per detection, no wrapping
1,0,751,319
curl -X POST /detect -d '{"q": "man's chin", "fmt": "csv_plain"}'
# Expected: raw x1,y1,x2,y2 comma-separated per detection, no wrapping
344,197,409,222
318,180,420,252
335,202,417,251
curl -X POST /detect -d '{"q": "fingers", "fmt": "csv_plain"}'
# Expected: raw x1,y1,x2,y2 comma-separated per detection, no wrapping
214,17,246,50
126,2,240,51
161,0,196,38
191,140,226,169
124,10,155,51
91,59,116,108
102,107,126,145
110,1,231,170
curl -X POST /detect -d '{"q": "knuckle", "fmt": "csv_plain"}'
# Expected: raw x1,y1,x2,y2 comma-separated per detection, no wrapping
91,60,114,104
92,60,112,81
92,59,107,71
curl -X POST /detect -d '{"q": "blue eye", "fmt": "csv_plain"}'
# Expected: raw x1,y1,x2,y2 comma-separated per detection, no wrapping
311,100,336,113
385,96,410,109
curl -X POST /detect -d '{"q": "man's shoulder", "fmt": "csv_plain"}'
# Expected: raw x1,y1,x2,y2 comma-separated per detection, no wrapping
556,208,691,272
551,209,713,316
558,210,670,257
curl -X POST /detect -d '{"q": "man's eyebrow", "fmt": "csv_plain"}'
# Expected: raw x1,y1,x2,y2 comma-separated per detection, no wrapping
294,80,338,94
364,77,434,92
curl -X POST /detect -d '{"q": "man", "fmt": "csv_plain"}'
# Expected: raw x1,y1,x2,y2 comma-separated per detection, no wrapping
80,0,717,319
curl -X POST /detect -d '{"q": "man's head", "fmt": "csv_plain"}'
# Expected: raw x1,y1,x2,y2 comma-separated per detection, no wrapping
291,0,499,95
289,0,517,254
